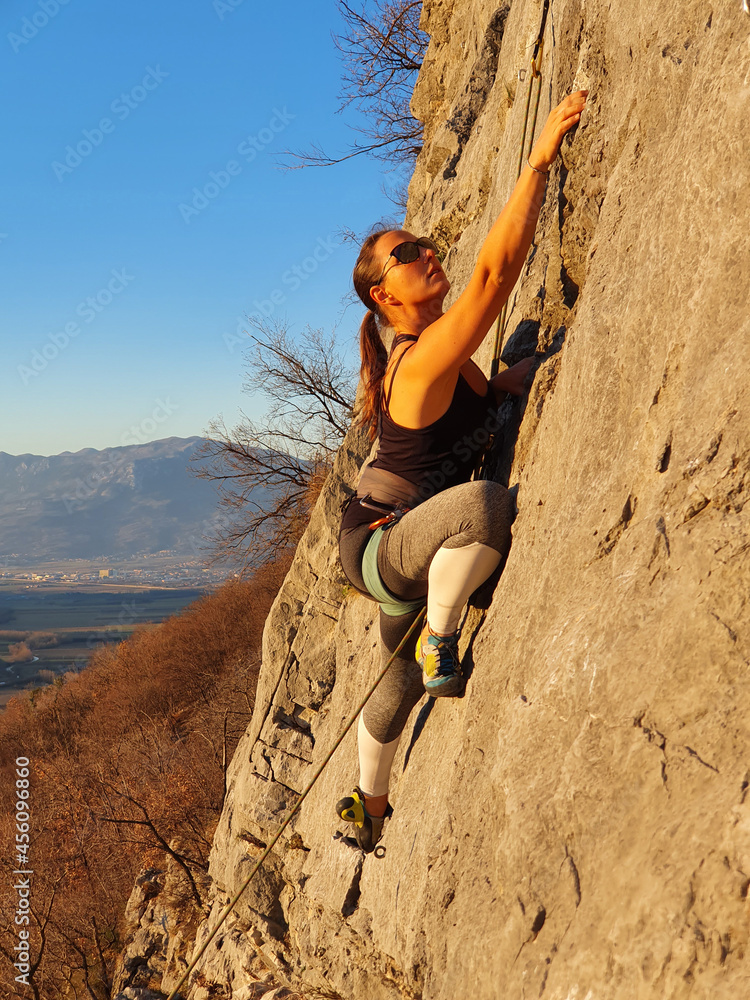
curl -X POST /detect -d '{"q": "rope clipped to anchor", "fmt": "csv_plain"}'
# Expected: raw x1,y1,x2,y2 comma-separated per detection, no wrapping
490,0,551,377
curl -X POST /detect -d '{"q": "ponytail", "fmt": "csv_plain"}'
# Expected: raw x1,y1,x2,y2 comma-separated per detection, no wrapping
358,310,387,441
352,227,394,441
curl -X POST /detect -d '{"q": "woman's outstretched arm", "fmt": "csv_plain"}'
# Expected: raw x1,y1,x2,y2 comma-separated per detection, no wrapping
412,90,588,382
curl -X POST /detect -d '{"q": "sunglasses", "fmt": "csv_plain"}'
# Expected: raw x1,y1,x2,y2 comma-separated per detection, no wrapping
375,237,442,285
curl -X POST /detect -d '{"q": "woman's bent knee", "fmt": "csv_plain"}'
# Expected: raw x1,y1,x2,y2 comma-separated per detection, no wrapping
441,480,515,551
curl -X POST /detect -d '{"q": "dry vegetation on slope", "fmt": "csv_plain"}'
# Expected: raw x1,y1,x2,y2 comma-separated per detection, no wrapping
0,555,291,1000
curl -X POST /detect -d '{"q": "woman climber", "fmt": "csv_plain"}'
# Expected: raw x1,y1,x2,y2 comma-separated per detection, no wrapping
336,89,589,852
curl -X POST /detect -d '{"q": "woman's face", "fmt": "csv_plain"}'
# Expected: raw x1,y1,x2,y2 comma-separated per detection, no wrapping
371,230,450,313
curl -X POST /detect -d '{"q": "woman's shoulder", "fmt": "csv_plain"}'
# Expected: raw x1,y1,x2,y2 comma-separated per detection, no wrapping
382,337,419,412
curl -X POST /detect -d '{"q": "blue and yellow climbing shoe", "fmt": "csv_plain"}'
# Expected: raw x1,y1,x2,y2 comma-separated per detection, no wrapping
335,786,392,854
416,622,463,697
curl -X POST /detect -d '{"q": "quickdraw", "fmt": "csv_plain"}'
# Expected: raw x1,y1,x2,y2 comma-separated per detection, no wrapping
490,0,551,377
354,491,412,531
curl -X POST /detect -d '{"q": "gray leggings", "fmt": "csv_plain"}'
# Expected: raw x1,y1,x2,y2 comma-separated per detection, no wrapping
363,479,515,743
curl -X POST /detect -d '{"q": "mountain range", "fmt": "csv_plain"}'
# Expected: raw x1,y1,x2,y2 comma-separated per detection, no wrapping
0,437,228,562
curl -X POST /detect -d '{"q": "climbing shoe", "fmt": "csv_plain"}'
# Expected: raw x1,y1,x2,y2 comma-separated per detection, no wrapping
335,786,392,854
416,622,463,697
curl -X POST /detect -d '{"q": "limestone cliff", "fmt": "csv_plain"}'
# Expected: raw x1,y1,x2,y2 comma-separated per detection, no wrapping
114,2,750,997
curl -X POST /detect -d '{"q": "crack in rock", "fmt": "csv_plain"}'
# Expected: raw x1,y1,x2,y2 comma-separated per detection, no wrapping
596,494,637,558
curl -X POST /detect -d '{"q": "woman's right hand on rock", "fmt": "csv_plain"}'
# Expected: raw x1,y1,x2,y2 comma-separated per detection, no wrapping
529,90,589,172
490,355,535,398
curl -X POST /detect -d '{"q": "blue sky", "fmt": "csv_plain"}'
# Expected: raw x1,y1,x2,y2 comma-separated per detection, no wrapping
2,0,407,456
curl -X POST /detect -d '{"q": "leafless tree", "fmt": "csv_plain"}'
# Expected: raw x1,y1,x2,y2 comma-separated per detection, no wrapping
193,319,357,566
285,0,428,168
99,786,206,910
0,860,60,1000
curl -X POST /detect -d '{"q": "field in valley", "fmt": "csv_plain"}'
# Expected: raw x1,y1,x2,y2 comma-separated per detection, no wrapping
0,583,206,709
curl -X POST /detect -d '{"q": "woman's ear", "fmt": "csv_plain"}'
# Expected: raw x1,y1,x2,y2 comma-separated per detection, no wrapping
371,284,398,309
370,284,387,308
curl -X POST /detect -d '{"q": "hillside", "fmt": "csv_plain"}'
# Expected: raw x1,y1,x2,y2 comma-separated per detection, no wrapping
0,437,226,562
114,3,750,999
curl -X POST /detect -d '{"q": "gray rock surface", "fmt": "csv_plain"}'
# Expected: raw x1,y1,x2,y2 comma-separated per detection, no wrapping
117,1,750,997
110,858,297,999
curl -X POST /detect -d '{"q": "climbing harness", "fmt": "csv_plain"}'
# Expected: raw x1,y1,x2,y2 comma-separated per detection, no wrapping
165,606,425,1000
490,0,551,377
362,509,425,617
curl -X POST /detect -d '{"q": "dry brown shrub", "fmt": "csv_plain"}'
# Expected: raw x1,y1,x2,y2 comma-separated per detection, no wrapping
6,640,32,662
26,632,60,650
0,549,293,1000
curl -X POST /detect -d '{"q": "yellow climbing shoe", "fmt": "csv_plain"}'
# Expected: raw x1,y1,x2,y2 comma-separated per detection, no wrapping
335,786,392,854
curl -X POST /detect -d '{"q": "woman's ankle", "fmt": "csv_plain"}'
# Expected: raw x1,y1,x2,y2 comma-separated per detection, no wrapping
363,792,389,818
425,619,459,639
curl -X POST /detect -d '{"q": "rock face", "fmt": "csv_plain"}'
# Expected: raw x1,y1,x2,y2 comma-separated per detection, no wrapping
121,2,750,998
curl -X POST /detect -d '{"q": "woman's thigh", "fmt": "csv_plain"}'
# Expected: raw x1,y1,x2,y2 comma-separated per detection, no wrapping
377,479,515,600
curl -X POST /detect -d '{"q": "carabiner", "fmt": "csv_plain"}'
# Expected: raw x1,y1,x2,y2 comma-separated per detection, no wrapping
368,506,410,531
368,513,395,530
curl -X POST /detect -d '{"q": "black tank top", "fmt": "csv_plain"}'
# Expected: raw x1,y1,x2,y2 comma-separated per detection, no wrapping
369,334,496,503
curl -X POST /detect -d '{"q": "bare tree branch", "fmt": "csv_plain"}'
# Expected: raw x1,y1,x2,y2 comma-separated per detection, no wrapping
99,786,206,910
192,318,357,568
282,0,428,168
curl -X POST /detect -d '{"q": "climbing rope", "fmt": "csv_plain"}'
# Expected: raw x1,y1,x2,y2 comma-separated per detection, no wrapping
168,11,557,995
166,606,426,1000
490,0,550,377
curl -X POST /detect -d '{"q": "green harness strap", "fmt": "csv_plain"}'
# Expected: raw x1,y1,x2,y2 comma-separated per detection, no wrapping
362,527,425,617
